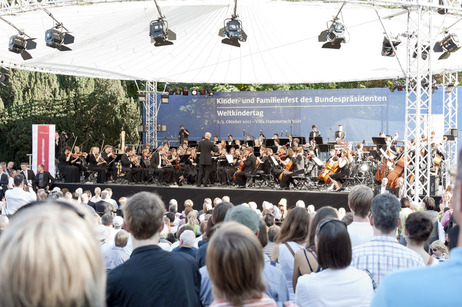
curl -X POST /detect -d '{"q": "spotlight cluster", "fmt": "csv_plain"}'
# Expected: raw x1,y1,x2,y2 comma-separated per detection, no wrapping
168,87,214,96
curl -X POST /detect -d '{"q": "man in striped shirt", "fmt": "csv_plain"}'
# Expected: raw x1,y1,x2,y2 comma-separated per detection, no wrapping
351,193,424,285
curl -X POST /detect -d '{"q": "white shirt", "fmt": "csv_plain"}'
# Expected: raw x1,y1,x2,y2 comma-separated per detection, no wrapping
278,242,304,302
347,222,373,247
107,198,118,211
3,187,36,215
295,266,374,307
8,177,14,189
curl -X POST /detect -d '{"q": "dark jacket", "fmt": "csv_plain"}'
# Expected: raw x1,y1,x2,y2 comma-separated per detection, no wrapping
198,139,218,165
106,245,201,307
34,171,54,190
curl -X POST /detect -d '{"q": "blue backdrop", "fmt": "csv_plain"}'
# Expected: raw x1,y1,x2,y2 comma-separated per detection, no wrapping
143,87,461,146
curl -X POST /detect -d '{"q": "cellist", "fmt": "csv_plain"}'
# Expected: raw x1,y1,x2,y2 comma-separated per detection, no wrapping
330,149,351,192
279,147,304,190
234,147,257,188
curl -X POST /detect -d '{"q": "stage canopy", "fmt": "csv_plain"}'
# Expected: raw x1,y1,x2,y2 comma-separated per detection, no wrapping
0,0,462,83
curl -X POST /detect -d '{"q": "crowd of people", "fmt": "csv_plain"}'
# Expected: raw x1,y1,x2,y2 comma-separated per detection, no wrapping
0,147,460,306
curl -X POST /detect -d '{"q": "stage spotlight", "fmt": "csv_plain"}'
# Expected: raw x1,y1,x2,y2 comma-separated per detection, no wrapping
175,88,181,95
42,8,74,51
200,89,206,95
381,36,401,57
434,33,460,60
149,18,176,47
8,34,36,60
219,17,247,47
168,87,174,95
318,20,346,49
191,88,197,96
183,88,188,95
207,89,214,96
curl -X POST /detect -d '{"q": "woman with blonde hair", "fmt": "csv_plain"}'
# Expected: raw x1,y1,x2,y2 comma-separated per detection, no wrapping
186,211,200,236
207,222,277,306
271,207,310,302
0,201,106,307
429,240,449,263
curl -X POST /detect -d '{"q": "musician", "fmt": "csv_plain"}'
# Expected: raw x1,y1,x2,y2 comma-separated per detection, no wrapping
71,146,88,174
0,162,8,199
393,177,405,200
335,124,346,140
183,147,198,184
330,149,350,192
213,135,219,144
279,147,304,189
273,133,281,147
309,125,321,139
354,143,365,162
259,133,266,146
120,147,141,183
227,134,235,146
19,162,35,187
234,147,257,188
373,177,393,196
55,131,68,159
197,132,218,187
287,134,294,148
140,148,154,182
150,147,168,184
217,148,232,185
58,146,80,183
103,145,117,182
88,146,107,183
34,164,54,191
178,125,190,145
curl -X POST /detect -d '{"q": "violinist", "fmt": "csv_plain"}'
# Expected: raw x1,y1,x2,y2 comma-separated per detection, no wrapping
168,148,182,186
183,147,198,185
159,146,175,185
140,148,154,182
120,147,141,183
279,147,304,189
258,148,273,175
330,149,351,192
88,147,107,183
217,147,232,185
149,147,166,184
234,147,257,188
58,146,80,183
103,145,117,182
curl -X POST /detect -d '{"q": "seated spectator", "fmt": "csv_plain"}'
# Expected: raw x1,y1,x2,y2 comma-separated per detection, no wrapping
113,216,124,232
342,212,354,225
104,230,130,271
293,206,338,290
166,212,178,234
172,230,198,259
404,212,437,266
94,191,113,217
3,174,36,215
429,240,449,263
351,194,424,286
295,219,374,306
264,213,275,227
106,192,201,306
207,222,278,306
272,207,310,302
295,200,305,208
0,201,105,306
186,211,200,236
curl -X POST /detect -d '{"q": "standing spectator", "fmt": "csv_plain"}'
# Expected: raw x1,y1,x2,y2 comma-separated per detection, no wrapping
295,219,374,306
271,207,310,302
207,222,278,306
106,192,201,306
422,196,445,247
104,230,130,271
351,194,424,286
172,230,198,259
372,148,462,306
404,212,437,266
398,197,413,245
347,185,374,247
429,240,449,263
3,175,36,215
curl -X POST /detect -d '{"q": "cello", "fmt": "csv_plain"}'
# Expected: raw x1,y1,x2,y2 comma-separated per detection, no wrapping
233,152,247,180
279,148,300,181
318,158,339,185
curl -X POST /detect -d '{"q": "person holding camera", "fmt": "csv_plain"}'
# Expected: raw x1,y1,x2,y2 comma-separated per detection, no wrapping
178,125,190,146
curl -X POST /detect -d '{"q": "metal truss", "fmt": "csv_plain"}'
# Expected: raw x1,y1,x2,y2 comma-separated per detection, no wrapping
442,71,458,188
403,4,433,202
143,81,158,148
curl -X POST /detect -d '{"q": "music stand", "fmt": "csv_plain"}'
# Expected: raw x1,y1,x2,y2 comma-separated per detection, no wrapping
370,150,381,160
318,144,331,153
266,139,275,147
309,137,323,145
179,154,190,163
246,140,255,147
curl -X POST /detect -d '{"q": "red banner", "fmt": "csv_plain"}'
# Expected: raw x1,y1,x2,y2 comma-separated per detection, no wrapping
32,125,55,175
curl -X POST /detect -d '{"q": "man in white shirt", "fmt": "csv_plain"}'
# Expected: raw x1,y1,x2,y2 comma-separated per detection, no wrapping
104,188,118,212
3,174,36,215
351,193,424,286
347,185,374,247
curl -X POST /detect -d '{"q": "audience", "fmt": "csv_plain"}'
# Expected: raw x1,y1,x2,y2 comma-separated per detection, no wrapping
0,201,106,306
172,229,198,259
404,212,437,266
0,215,9,236
104,230,130,271
429,240,449,262
351,193,425,286
2,174,36,215
295,218,374,306
106,192,201,306
207,222,278,306
398,197,413,244
347,185,374,247
263,224,280,258
271,207,310,302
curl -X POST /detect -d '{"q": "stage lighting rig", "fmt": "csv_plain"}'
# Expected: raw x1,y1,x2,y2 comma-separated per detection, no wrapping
150,0,176,47
318,2,347,49
218,0,247,47
0,17,36,61
42,8,74,51
381,35,401,57
434,33,460,60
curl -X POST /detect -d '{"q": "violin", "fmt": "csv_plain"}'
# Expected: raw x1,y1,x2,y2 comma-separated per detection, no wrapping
129,154,141,167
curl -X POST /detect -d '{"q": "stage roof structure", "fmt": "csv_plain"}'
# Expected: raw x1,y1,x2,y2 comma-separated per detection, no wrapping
0,0,462,83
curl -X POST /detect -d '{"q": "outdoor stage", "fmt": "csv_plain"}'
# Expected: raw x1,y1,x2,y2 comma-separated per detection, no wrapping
55,183,350,211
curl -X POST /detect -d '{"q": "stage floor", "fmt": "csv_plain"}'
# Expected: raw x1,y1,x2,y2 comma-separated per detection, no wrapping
56,183,350,211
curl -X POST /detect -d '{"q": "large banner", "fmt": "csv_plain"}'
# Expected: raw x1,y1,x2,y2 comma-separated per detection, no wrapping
32,124,55,175
145,87,460,146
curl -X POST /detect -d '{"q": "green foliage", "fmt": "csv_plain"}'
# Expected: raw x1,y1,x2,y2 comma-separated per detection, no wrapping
0,70,140,166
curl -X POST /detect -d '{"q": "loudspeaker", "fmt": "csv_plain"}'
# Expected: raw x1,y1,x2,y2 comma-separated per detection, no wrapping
451,128,459,137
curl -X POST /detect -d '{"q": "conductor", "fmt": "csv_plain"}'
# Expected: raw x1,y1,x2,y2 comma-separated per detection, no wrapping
197,132,218,187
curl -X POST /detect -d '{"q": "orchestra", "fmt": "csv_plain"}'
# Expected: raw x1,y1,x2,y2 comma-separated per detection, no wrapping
53,126,447,192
